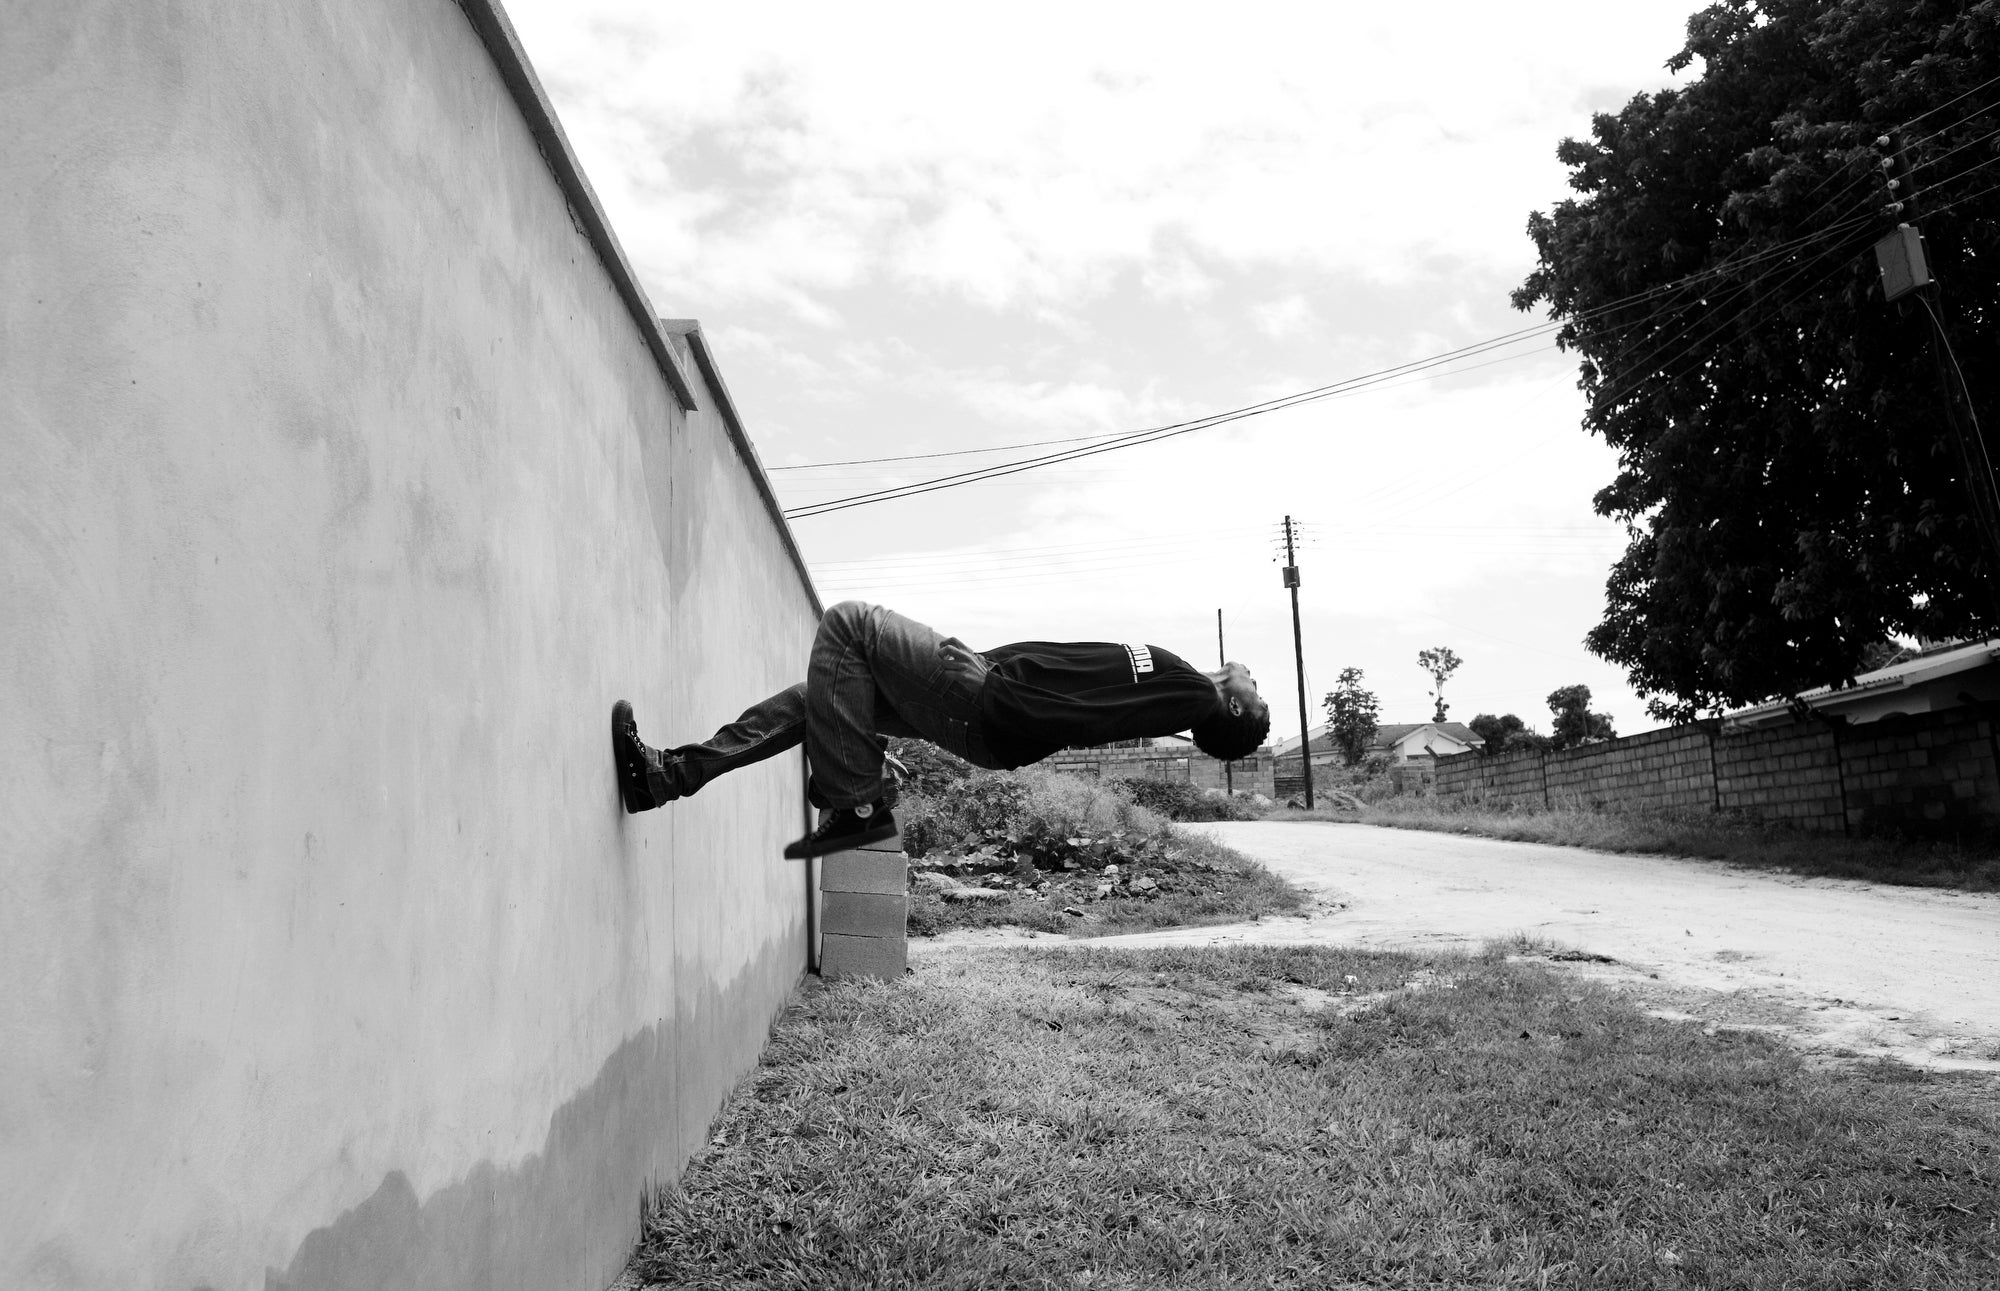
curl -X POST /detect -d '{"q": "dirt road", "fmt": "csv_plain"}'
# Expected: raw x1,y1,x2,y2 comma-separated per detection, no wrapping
1077,822,2000,1071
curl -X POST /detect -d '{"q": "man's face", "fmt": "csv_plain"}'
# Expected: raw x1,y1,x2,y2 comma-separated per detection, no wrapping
1221,662,1264,717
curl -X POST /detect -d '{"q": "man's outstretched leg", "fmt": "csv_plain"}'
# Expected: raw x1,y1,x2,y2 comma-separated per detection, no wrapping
612,684,808,813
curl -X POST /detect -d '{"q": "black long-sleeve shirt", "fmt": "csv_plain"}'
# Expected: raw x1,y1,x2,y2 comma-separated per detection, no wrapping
977,641,1218,769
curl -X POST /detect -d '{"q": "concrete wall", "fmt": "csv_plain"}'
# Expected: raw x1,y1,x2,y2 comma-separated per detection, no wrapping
1544,723,1718,814
2,4,819,1290
1713,721,1844,832
1046,746,1278,799
1436,710,2000,837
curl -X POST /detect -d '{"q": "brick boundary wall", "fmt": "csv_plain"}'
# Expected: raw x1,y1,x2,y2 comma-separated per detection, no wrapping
1045,747,1278,799
1545,721,1720,813
1436,708,2000,837
1712,720,1844,832
1837,709,2000,835
1434,744,1546,805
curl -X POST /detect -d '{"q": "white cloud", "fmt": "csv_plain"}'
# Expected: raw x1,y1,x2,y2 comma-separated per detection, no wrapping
510,0,1698,314
498,0,1705,738
1251,295,1318,341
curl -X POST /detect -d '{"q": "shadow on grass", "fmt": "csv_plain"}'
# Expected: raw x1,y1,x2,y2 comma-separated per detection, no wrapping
630,943,1999,1290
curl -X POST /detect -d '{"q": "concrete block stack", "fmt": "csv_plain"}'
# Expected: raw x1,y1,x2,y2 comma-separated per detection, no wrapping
818,828,909,980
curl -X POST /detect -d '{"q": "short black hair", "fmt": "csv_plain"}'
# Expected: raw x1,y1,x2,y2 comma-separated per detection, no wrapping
1192,699,1270,762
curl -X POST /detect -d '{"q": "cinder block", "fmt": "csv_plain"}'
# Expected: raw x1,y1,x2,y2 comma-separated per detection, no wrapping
853,829,905,853
823,890,908,938
821,850,908,895
821,932,907,980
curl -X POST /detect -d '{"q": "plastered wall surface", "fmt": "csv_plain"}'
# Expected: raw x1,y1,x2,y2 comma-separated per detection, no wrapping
1,4,818,1289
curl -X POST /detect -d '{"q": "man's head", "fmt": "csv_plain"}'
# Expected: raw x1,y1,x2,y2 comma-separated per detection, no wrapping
1192,662,1270,761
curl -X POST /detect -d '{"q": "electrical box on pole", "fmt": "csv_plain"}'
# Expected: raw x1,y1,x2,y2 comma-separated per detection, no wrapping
1874,224,1933,303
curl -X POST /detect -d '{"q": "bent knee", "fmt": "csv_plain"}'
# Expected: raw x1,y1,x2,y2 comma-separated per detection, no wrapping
822,599,879,629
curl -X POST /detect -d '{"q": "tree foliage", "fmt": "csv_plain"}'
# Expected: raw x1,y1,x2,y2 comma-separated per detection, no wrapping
1323,667,1381,767
1516,0,2000,722
1416,646,1463,723
1547,686,1617,750
1468,712,1551,756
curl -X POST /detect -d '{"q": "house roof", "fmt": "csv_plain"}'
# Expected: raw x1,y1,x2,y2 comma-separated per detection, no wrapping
1723,639,2000,729
1271,721,1484,757
1372,722,1483,749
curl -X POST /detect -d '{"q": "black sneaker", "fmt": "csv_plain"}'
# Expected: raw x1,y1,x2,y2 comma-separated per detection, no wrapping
782,801,897,859
611,700,674,814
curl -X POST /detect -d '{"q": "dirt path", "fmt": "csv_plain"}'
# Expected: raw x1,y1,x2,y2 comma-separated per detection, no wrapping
924,822,2000,1072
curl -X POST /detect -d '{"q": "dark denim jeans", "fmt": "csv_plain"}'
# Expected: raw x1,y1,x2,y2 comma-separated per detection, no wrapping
656,601,1001,807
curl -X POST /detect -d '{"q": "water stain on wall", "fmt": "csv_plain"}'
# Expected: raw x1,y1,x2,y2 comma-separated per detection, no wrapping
258,961,796,1291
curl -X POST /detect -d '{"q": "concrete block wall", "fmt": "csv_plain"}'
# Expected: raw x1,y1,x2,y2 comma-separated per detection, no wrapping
818,836,910,980
1714,721,1845,832
1436,745,1547,805
1544,723,1718,812
1836,710,2000,836
1440,708,2000,838
3,5,820,1290
1046,746,1278,799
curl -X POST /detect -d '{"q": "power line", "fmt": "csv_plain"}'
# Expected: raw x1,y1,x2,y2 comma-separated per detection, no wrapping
768,428,1139,471
782,214,1896,520
778,102,2000,521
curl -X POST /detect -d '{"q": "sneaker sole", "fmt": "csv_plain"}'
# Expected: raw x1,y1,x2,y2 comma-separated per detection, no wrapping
611,700,650,814
781,817,898,860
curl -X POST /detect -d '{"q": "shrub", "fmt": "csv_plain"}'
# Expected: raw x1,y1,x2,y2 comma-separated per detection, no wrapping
885,738,976,798
1116,777,1257,822
898,766,1177,872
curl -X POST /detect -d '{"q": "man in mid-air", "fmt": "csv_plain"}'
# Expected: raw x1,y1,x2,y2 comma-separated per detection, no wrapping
613,600,1270,859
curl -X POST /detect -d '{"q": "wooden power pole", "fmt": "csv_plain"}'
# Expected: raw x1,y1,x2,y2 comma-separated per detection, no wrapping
1281,516,1314,808
1217,607,1233,793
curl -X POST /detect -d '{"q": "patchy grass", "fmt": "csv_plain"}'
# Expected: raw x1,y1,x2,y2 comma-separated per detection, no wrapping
630,944,2000,1290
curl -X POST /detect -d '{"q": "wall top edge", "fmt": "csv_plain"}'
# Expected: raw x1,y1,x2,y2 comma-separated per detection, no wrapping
452,1,818,612
452,1,697,413
661,320,822,615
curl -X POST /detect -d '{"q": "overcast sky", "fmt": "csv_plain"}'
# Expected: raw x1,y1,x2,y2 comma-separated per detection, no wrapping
503,0,1709,743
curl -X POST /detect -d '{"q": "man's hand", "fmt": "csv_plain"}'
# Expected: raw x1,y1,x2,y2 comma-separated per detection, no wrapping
938,637,990,682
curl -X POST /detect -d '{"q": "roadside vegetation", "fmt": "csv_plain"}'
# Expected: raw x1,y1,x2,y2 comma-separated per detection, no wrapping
629,942,1999,1289
890,742,1301,938
1355,796,2000,893
1245,759,2000,893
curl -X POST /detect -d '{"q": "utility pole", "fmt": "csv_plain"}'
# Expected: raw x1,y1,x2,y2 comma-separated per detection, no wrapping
1280,516,1313,808
1216,608,1233,793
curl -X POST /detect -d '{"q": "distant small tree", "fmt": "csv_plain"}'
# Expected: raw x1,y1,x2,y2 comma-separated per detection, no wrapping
1416,646,1462,723
1323,667,1380,767
1469,712,1551,756
1546,685,1616,751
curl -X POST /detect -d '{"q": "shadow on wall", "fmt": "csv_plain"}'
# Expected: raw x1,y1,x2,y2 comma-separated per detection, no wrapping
258,1021,668,1291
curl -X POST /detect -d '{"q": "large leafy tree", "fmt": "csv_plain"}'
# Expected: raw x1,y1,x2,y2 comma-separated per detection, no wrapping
1516,0,2000,722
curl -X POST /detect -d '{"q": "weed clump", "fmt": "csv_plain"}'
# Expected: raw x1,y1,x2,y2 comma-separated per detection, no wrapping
887,740,1304,936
